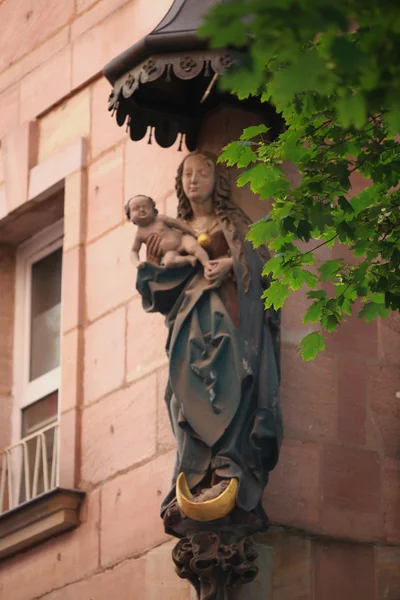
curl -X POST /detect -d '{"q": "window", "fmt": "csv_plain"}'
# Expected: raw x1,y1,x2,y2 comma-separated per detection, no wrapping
0,138,86,557
1,221,63,514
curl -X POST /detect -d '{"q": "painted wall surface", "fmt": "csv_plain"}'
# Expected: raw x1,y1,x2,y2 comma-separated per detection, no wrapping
0,1,399,599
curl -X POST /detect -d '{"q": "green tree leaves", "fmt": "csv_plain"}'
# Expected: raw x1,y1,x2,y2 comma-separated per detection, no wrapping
359,294,390,321
262,281,290,309
318,259,342,282
299,332,326,361
220,142,257,168
336,94,367,128
240,125,269,141
202,0,400,359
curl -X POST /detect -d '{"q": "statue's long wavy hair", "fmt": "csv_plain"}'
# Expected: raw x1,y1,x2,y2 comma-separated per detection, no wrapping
176,150,253,292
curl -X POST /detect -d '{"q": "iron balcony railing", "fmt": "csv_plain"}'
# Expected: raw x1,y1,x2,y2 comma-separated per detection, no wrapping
0,421,59,515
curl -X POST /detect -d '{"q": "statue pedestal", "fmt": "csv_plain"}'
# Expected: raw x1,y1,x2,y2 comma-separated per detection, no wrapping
231,544,273,599
186,542,273,600
173,528,258,600
166,503,272,600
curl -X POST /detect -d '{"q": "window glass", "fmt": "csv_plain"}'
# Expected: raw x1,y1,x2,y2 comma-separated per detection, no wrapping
30,248,62,381
21,391,58,437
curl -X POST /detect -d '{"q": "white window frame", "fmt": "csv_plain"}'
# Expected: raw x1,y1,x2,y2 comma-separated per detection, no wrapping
12,220,64,445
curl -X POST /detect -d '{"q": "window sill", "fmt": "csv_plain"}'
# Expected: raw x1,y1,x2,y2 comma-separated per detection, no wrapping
0,487,85,560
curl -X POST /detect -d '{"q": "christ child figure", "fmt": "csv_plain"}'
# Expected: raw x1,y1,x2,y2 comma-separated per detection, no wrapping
126,195,210,269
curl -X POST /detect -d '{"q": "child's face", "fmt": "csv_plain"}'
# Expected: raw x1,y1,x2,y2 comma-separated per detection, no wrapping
129,196,156,226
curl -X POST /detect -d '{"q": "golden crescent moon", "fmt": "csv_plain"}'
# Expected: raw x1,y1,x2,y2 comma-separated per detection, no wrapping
176,472,238,522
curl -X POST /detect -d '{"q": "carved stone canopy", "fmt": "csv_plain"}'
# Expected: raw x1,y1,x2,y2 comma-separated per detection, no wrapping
103,0,280,151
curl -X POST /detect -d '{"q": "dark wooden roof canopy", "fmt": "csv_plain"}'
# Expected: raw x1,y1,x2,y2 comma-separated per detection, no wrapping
103,0,281,151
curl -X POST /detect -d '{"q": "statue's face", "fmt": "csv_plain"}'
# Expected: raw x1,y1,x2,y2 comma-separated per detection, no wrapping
182,154,215,205
128,195,155,226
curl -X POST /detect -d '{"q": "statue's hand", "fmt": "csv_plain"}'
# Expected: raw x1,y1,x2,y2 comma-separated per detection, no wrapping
146,233,163,265
204,257,233,287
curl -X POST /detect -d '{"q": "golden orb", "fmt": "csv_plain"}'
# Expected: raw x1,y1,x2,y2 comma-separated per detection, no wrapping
197,232,212,247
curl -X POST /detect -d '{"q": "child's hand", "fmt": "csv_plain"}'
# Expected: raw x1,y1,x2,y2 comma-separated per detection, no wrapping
146,233,163,264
